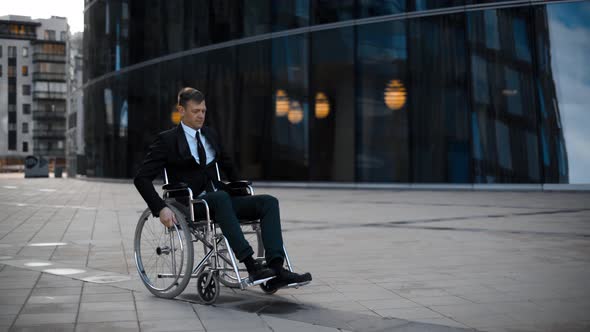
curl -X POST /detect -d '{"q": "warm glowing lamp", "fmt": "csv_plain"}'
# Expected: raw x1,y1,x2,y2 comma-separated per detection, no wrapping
171,110,181,124
288,101,303,124
276,89,290,117
315,92,330,119
384,79,407,110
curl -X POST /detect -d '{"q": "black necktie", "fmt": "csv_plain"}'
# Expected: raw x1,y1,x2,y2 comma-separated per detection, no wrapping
195,130,207,166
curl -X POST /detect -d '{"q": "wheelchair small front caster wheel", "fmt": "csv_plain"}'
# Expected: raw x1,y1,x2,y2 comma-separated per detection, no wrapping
197,272,219,304
260,281,278,295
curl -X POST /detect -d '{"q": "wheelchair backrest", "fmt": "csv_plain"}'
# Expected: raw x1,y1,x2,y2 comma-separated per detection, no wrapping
163,162,221,185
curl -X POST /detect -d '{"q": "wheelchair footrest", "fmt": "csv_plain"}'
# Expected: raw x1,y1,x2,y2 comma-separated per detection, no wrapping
281,280,311,289
243,276,276,288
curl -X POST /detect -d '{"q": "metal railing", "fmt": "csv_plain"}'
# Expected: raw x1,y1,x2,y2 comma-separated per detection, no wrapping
32,129,66,139
32,110,66,120
32,53,66,63
33,91,67,100
33,72,66,82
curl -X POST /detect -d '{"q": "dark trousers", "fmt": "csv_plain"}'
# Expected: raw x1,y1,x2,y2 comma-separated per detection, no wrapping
200,191,285,264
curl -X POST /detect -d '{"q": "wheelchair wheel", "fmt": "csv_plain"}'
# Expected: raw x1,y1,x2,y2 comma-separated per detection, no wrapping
260,281,278,295
217,223,264,288
197,271,219,305
134,204,194,299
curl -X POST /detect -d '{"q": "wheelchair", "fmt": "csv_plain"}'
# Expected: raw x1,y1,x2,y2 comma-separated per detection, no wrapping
133,167,309,304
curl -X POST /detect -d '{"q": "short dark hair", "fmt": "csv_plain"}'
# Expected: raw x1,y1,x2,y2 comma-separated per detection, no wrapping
177,87,205,108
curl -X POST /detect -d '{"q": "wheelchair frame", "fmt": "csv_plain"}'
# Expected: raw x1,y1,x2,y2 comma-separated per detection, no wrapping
133,165,308,304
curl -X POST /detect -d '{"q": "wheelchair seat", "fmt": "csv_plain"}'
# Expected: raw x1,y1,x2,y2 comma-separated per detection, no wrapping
162,182,189,191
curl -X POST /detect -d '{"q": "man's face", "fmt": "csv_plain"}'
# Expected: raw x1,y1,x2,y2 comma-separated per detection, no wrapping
179,100,207,130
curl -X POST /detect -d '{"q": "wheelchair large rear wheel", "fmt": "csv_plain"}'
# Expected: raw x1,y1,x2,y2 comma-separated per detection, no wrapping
217,222,264,288
134,204,194,298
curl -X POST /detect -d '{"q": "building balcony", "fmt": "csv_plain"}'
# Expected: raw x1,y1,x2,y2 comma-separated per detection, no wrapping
32,110,66,120
33,91,67,100
33,147,65,156
33,72,66,82
32,53,66,63
32,129,66,139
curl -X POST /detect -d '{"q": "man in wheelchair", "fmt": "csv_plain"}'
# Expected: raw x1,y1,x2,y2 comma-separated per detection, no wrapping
134,87,312,292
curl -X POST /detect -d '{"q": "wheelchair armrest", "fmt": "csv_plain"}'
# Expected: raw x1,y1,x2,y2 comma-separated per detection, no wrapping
223,180,252,188
162,182,189,191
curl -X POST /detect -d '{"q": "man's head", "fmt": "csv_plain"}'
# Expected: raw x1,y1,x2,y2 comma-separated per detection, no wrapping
177,87,206,130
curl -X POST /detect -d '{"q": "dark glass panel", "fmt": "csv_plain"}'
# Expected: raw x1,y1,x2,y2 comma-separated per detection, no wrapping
8,131,16,150
236,40,272,180
358,0,406,18
204,46,239,169
467,7,541,183
242,0,271,37
535,2,590,183
311,0,355,24
270,34,309,180
410,0,464,11
127,63,165,178
84,0,129,80
128,1,243,66
84,71,131,177
208,1,243,43
357,20,409,182
272,0,310,32
407,13,471,183
310,27,355,181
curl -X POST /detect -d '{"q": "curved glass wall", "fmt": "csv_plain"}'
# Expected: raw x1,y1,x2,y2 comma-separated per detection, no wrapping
83,0,590,183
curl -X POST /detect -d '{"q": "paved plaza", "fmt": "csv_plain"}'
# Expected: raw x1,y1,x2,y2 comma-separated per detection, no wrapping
0,174,589,331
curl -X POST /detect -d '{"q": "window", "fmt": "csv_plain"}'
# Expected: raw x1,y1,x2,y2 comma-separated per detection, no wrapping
22,85,31,96
22,142,28,152
22,122,29,134
0,64,2,77
22,47,28,57
0,45,2,57
60,31,66,41
8,66,16,77
23,104,31,114
22,66,28,76
44,30,56,40
8,46,16,57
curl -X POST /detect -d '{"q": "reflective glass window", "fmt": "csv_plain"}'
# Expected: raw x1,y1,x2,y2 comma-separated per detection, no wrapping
270,34,309,180
272,0,310,32
357,20,409,182
243,0,271,37
535,2,590,183
236,40,272,180
310,27,355,181
412,0,464,11
311,0,355,24
358,0,406,18
407,13,470,183
467,7,541,183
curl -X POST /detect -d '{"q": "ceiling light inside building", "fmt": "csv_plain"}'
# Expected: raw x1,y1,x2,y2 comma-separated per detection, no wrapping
384,79,407,110
276,89,290,117
288,101,303,124
315,92,330,119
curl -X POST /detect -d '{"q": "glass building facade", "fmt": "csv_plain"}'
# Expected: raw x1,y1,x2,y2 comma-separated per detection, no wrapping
83,0,590,183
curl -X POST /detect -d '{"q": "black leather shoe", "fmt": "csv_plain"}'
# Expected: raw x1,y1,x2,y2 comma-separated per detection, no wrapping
267,267,312,289
248,261,275,282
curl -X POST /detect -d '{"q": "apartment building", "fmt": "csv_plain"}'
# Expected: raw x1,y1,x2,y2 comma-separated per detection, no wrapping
0,15,68,170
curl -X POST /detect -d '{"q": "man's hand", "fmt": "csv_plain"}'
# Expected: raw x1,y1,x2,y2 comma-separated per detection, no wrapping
158,207,177,228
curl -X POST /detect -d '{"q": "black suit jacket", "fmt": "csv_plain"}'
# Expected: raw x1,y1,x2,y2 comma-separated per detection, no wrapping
134,124,239,216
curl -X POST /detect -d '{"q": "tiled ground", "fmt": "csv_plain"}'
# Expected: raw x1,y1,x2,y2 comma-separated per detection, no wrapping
0,174,589,331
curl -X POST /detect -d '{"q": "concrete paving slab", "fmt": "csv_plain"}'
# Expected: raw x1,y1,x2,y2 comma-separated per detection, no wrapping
1,176,590,331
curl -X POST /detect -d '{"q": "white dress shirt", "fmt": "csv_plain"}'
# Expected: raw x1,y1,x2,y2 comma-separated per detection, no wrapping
181,121,217,165
181,122,219,196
